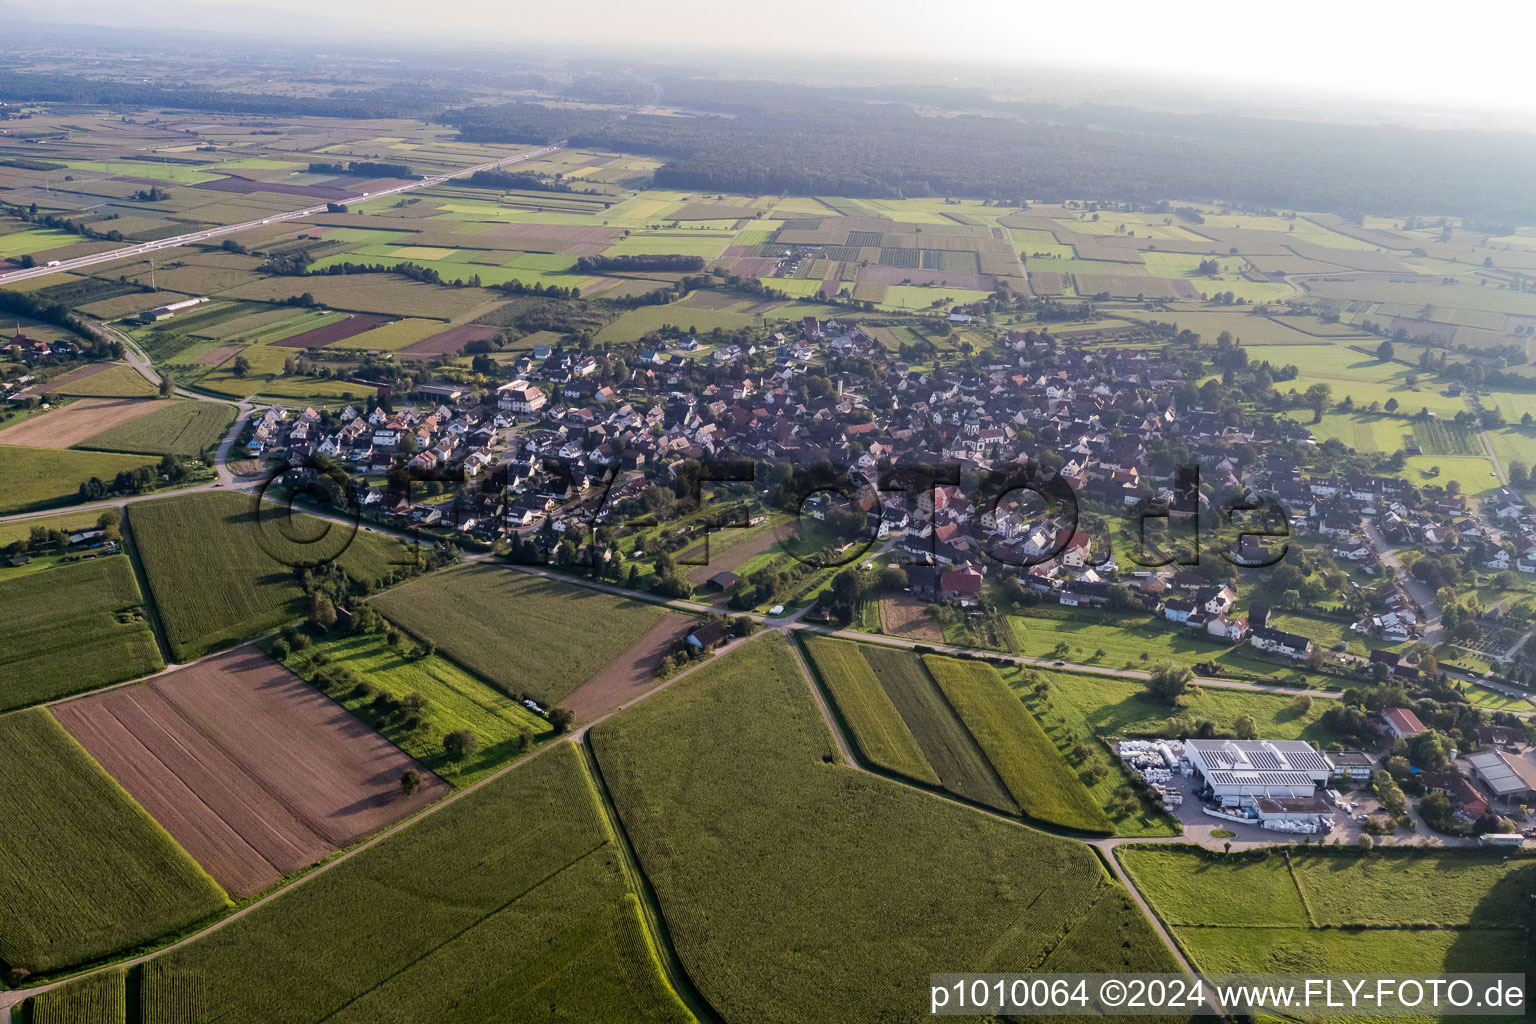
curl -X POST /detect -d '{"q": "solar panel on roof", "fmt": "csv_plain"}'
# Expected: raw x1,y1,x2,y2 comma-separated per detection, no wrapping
1287,749,1330,772
1247,750,1281,770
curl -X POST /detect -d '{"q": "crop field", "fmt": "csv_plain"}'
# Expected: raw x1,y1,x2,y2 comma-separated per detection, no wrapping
267,312,393,348
1410,417,1483,456
279,629,553,787
25,966,127,1023
129,491,414,660
371,565,669,707
56,647,448,898
0,444,163,514
1119,846,1534,981
0,708,227,974
220,274,494,320
594,301,767,343
48,364,160,398
75,400,234,456
40,744,692,1024
802,636,938,785
858,643,1016,813
923,654,1112,834
0,554,162,712
589,633,1178,1023
0,397,163,449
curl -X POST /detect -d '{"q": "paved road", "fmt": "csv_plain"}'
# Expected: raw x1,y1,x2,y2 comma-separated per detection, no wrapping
0,145,563,288
1363,521,1444,645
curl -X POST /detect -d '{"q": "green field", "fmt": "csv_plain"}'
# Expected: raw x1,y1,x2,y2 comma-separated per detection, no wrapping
279,629,554,786
36,743,691,1024
1012,666,1341,746
130,491,414,660
0,709,227,974
801,636,939,785
51,365,161,398
859,643,1017,813
593,301,766,344
1119,846,1534,984
0,444,161,515
1256,344,1467,417
76,400,235,457
25,967,126,1024
0,554,163,712
1007,610,1329,687
923,654,1113,834
0,228,80,258
0,507,108,549
589,633,1178,1023
370,565,669,707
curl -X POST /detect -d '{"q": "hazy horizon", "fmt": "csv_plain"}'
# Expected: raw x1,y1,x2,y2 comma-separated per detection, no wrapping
11,0,1536,119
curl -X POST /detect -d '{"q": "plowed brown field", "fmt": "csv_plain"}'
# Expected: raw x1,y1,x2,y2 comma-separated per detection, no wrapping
55,647,446,897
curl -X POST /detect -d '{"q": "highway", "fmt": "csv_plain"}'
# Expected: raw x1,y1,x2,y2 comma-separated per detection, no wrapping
0,144,564,287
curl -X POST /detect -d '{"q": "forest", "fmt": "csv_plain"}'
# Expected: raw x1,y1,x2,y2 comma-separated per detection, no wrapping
447,84,1536,222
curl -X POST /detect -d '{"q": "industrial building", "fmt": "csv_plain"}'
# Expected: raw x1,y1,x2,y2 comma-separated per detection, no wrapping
1185,738,1335,810
1465,749,1536,803
1328,750,1374,781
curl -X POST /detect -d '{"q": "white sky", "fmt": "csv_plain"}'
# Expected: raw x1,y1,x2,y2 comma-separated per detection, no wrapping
28,0,1536,114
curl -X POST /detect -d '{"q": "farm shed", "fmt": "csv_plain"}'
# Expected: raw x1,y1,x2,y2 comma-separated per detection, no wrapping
1382,707,1427,739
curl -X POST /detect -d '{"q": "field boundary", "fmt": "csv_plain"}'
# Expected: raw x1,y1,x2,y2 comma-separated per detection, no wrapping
578,738,725,1024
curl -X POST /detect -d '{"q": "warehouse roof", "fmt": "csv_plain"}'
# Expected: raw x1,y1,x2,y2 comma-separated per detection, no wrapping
1465,749,1536,797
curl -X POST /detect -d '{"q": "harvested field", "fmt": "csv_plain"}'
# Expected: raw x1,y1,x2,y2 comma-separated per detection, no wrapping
561,612,692,723
399,322,497,356
0,708,228,974
193,175,352,200
268,313,392,348
0,396,160,449
879,592,943,641
197,343,241,365
56,647,448,898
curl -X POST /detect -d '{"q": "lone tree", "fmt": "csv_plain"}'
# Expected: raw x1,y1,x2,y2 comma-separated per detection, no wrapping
548,707,575,734
232,354,252,378
443,729,480,762
1146,661,1194,703
400,768,421,796
1376,340,1395,362
309,593,337,630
